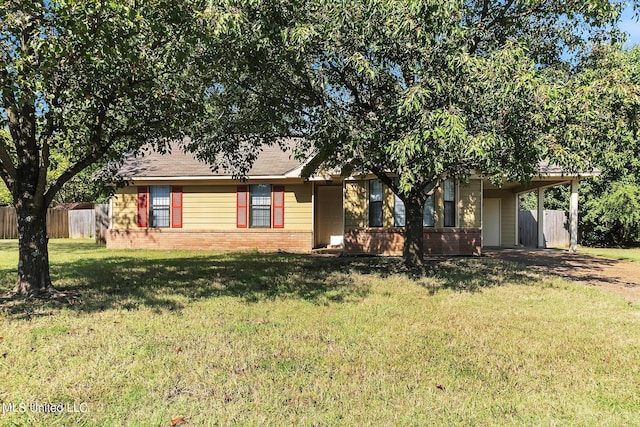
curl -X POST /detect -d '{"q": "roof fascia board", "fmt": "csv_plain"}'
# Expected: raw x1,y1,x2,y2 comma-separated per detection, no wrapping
125,175,304,181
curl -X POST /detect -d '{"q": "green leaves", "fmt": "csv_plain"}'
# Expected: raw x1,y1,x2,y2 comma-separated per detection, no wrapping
585,181,640,246
1,0,216,205
102,0,633,260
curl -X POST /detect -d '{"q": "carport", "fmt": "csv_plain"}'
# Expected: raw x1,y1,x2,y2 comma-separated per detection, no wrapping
482,164,598,253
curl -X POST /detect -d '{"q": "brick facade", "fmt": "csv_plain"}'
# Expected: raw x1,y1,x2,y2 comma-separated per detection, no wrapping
344,228,482,256
343,228,404,256
423,228,482,255
106,229,313,252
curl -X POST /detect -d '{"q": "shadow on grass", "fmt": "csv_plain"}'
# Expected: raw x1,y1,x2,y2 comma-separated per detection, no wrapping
2,252,372,316
415,257,541,295
0,249,541,316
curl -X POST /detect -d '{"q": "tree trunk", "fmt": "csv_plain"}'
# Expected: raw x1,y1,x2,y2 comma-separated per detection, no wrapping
13,207,53,297
403,198,425,267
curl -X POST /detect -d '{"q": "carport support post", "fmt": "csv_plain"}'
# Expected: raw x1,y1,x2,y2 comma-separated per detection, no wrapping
537,187,545,248
570,178,579,253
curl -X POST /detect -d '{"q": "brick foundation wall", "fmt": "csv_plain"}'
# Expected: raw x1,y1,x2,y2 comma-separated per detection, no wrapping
344,228,404,256
423,228,482,256
106,229,313,252
345,228,482,256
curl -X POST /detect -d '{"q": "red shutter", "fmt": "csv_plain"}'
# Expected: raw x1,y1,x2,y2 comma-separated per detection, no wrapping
137,186,148,228
171,186,183,228
237,185,248,228
272,185,285,228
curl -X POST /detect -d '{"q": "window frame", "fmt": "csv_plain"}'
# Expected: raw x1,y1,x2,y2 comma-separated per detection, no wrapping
393,186,435,227
423,193,435,227
369,179,383,227
149,185,171,228
443,178,456,227
250,184,272,228
137,185,182,229
393,191,405,227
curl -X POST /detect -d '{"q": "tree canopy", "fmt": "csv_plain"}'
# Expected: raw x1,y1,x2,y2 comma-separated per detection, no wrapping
522,45,640,247
1,0,216,295
535,45,640,246
201,0,626,265
3,0,637,296
578,46,640,246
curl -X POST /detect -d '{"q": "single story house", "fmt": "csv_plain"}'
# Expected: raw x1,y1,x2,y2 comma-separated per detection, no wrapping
107,144,590,255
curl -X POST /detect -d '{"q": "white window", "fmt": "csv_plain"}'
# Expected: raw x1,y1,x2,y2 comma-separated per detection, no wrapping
443,179,456,227
423,194,435,227
150,185,170,228
394,192,405,227
250,184,271,227
393,186,435,227
369,179,383,227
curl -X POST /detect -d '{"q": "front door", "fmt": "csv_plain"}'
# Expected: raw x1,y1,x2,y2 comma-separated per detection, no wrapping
483,198,501,247
315,185,343,248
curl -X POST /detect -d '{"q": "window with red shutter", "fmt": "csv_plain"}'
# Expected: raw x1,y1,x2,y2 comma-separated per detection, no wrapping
272,185,285,228
237,185,248,228
137,186,149,228
171,186,183,228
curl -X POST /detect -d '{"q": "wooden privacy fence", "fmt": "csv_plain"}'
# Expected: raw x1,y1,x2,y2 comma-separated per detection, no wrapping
519,209,570,248
94,204,109,243
0,204,108,242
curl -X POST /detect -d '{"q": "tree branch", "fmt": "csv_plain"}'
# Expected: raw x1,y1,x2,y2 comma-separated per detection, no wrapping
368,163,397,194
43,92,113,207
0,160,17,200
328,62,373,113
469,0,517,54
33,139,49,204
40,88,63,142
0,139,17,183
480,0,491,21
43,149,103,208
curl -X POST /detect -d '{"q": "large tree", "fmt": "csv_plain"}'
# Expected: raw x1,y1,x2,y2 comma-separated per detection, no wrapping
1,0,215,296
199,0,624,266
571,45,640,246
531,45,640,246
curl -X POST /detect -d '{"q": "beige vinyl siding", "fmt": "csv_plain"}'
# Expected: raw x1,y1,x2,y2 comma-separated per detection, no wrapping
458,179,482,228
345,181,367,229
383,184,394,228
111,187,138,230
182,185,236,230
113,183,312,232
484,189,517,246
345,179,394,228
282,184,313,230
501,192,516,245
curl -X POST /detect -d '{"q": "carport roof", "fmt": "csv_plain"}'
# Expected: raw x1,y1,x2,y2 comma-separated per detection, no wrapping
482,162,600,192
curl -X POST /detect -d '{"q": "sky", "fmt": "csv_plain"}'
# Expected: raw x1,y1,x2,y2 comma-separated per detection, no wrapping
620,4,640,47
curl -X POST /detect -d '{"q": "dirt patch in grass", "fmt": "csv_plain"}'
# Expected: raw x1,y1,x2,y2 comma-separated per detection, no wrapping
486,249,640,303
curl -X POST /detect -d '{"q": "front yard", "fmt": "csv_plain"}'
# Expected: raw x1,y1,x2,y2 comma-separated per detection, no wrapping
1,240,639,426
578,246,640,263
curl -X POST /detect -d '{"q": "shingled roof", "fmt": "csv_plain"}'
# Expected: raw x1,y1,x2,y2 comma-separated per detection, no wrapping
119,140,306,179
537,161,601,177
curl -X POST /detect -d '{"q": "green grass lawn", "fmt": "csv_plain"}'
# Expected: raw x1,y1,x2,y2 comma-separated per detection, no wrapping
578,246,640,263
1,240,640,426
